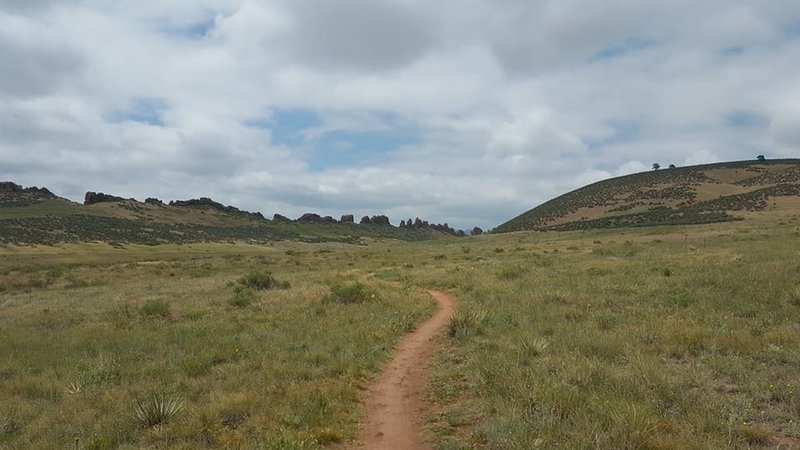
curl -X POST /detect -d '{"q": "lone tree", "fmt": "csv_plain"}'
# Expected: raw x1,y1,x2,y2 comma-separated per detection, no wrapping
652,163,661,171
757,154,766,162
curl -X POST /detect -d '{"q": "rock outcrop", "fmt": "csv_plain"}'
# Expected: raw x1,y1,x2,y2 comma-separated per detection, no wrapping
0,182,55,197
84,191,124,205
169,197,264,219
297,213,323,223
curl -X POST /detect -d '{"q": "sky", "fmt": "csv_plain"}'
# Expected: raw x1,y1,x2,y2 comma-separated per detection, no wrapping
1,1,800,230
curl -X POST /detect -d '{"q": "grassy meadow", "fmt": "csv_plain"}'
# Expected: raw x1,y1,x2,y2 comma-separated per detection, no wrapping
1,215,800,449
413,219,800,449
0,242,435,449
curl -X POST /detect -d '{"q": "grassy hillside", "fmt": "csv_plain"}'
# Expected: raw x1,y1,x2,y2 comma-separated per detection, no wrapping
0,186,457,245
496,159,800,232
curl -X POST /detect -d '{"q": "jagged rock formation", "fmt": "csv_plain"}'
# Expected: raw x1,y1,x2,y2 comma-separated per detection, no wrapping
370,215,391,226
397,216,460,235
297,213,323,223
0,182,57,207
169,197,264,219
340,214,354,224
1,182,55,196
471,227,484,236
144,197,164,206
84,191,125,205
273,214,292,223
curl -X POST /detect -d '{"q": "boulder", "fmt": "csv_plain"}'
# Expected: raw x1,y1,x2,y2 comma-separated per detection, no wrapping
297,213,322,223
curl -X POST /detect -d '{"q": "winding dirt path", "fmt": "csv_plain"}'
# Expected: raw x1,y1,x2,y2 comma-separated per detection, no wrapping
356,290,458,450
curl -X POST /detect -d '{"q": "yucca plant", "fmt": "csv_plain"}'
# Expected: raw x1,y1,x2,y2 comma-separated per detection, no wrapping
447,310,487,338
518,337,549,359
787,286,800,307
132,394,184,428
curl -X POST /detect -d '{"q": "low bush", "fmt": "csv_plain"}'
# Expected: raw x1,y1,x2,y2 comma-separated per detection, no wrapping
238,270,290,290
228,288,256,308
324,282,377,304
139,299,170,318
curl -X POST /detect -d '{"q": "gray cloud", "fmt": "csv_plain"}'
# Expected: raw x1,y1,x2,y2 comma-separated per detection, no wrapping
0,0,63,13
1,1,800,230
275,0,439,71
0,29,85,98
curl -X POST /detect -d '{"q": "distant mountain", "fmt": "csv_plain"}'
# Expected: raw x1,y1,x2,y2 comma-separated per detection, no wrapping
496,159,800,232
0,184,461,245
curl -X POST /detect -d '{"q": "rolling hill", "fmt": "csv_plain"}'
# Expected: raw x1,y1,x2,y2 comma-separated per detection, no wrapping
0,183,462,245
496,158,800,232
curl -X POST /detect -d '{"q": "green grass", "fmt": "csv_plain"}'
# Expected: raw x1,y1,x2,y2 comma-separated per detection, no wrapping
1,218,800,448
0,242,436,448
419,222,800,449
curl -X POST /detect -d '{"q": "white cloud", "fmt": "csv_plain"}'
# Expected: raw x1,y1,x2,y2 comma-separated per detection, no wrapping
684,149,722,166
1,1,799,230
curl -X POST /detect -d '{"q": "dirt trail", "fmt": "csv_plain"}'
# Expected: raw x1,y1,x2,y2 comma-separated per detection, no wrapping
356,290,458,450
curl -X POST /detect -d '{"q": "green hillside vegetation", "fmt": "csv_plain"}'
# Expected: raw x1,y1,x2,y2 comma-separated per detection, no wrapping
0,185,460,245
496,159,800,232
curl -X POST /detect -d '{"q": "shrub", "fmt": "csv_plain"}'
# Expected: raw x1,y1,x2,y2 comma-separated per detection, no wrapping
139,299,170,318
132,394,184,428
497,264,526,280
228,288,255,308
238,270,290,290
324,282,377,304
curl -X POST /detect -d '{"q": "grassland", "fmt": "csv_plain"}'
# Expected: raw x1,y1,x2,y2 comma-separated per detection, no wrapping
2,213,800,449
0,242,436,449
415,218,800,449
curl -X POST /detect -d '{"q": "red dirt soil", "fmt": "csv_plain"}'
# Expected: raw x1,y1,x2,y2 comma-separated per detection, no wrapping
355,290,458,450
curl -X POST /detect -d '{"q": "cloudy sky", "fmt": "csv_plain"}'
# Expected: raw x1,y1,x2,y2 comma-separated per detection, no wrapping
2,1,799,229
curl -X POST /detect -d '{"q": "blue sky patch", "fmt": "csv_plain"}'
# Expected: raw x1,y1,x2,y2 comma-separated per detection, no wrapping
590,37,656,61
308,129,421,170
720,46,744,57
245,108,420,170
106,97,168,126
163,18,217,39
725,111,769,129
262,108,324,147
786,20,800,38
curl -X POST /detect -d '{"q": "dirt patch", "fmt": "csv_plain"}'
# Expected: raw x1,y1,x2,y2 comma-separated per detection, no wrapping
355,290,458,450
773,435,800,450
